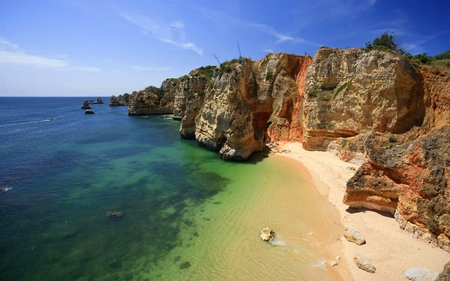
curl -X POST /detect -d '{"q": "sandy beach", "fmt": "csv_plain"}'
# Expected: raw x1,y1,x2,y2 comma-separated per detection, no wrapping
276,142,449,281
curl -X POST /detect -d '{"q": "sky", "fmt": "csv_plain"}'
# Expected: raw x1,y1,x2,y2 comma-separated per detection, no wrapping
0,0,449,97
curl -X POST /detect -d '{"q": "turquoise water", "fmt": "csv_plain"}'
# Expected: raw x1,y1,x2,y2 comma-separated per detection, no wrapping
0,98,237,280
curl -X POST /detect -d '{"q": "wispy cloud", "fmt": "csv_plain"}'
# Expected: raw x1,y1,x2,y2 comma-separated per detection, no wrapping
117,9,203,55
0,39,99,71
0,50,68,68
170,20,185,29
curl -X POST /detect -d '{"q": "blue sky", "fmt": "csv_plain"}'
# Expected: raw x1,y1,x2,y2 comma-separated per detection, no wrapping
0,0,449,97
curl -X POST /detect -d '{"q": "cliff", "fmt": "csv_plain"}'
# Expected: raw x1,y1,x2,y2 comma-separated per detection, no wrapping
109,93,131,106
343,64,450,251
189,54,313,160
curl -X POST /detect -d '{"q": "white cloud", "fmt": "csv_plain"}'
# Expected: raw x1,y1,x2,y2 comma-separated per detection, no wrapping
117,9,203,55
0,39,99,71
0,50,68,68
170,20,185,29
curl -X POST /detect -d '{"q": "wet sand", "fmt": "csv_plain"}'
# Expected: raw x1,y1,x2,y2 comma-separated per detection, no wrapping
277,142,449,281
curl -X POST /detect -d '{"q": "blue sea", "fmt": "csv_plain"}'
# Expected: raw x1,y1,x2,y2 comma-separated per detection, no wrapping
0,97,343,281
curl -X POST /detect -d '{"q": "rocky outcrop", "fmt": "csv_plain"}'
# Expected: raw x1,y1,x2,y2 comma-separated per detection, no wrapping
342,61,450,251
302,47,425,151
109,94,130,106
174,76,209,138
96,97,104,104
81,100,91,109
193,54,312,160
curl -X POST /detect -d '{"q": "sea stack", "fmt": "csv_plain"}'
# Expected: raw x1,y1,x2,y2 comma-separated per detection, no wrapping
81,100,91,109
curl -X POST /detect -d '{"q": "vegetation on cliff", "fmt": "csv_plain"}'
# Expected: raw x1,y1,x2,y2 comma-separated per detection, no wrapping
365,32,450,71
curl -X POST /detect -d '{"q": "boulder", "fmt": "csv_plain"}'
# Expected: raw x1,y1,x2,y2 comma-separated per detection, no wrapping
344,227,366,245
260,227,275,241
404,267,438,281
435,261,450,281
85,109,95,114
96,97,104,104
353,254,376,273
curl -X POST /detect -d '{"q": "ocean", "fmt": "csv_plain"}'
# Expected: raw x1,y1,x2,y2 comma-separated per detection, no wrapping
0,97,341,281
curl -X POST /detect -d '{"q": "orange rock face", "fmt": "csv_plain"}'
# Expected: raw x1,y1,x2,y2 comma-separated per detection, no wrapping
344,64,450,251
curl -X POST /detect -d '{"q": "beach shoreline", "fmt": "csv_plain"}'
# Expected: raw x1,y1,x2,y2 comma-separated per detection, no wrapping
275,141,449,281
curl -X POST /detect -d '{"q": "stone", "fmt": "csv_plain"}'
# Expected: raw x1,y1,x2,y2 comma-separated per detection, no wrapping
81,100,91,109
353,254,376,273
85,109,95,114
260,227,275,241
405,267,439,281
96,97,103,104
344,227,366,245
435,261,450,281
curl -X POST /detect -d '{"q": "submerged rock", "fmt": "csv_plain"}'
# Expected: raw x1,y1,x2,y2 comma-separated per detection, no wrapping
107,211,123,217
85,109,95,114
260,227,275,241
179,261,191,269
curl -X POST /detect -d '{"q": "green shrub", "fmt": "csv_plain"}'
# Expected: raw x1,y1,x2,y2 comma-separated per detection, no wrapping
266,71,273,80
388,134,398,143
308,90,318,98
334,82,349,98
426,215,439,232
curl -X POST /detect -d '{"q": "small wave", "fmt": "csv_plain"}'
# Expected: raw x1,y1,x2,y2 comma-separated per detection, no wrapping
0,187,13,193
0,119,55,128
269,239,286,247
309,260,326,268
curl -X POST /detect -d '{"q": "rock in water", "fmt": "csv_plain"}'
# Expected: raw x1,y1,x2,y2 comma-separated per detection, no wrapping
353,254,376,273
405,267,439,281
81,100,91,109
344,227,366,245
260,227,275,241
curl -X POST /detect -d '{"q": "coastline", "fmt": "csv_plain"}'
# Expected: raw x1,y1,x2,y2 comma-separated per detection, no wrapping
275,141,449,281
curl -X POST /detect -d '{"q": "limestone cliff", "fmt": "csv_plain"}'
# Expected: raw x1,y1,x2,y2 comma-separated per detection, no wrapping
128,80,178,115
109,93,130,106
191,54,312,160
302,47,425,151
342,63,450,251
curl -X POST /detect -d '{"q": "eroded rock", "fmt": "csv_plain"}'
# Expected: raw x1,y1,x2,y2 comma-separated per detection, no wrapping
405,267,438,281
353,254,376,273
344,227,366,245
260,227,275,241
